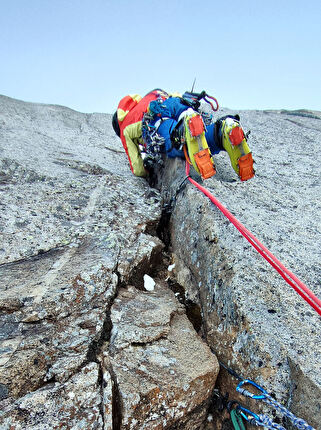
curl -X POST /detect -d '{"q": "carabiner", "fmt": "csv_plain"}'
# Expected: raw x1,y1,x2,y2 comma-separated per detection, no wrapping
237,379,268,400
237,405,260,422
227,400,241,412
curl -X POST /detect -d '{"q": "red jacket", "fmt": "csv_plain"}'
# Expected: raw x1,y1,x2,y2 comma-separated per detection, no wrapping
116,90,165,176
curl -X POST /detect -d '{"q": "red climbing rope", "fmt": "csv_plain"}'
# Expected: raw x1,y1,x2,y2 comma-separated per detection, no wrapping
185,162,321,317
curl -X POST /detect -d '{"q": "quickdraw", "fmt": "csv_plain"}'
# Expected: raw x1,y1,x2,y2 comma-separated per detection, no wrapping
236,380,316,430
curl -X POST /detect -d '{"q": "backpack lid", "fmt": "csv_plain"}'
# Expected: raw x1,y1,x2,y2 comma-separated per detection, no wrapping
117,94,142,123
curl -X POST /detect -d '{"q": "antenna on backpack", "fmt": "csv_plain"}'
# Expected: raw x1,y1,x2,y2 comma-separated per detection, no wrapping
191,77,196,93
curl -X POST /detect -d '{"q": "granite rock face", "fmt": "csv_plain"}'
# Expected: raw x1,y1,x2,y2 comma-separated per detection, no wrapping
1,94,320,429
0,95,219,429
107,284,219,429
158,108,321,428
0,363,106,430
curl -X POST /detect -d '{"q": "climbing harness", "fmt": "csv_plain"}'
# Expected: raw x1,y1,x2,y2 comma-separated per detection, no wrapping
170,118,186,151
184,161,321,317
236,380,316,430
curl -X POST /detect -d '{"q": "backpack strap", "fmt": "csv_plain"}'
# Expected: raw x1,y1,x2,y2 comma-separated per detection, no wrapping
112,111,120,137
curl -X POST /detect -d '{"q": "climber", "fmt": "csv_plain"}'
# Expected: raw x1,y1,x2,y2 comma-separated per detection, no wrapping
144,94,217,179
112,90,254,181
113,89,216,179
143,92,254,181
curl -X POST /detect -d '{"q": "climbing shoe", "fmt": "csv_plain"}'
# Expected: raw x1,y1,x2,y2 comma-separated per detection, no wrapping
220,117,254,181
184,113,216,180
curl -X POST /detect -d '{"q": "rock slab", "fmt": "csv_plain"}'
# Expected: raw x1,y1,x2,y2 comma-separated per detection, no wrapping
0,95,219,429
107,284,219,429
158,108,321,428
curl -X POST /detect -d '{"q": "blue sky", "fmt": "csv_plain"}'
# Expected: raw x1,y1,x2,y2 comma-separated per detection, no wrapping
1,0,321,114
